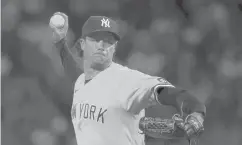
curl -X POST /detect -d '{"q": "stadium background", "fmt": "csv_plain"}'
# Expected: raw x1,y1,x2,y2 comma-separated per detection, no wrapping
2,0,242,145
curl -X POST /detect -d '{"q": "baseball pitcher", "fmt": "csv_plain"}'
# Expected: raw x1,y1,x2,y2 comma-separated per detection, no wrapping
49,12,206,145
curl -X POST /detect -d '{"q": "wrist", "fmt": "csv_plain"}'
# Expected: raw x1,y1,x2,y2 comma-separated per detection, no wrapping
53,36,66,43
53,36,67,45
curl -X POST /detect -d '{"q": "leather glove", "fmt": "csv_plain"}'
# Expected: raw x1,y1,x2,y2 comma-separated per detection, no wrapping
139,114,186,139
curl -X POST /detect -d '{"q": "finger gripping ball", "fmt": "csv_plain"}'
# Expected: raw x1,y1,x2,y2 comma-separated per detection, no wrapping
50,14,65,28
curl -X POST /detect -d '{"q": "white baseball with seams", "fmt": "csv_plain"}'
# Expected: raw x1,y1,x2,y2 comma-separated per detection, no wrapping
50,14,65,28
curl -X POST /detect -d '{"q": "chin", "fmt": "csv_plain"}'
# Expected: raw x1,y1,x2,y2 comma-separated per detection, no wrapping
93,57,105,64
91,60,109,70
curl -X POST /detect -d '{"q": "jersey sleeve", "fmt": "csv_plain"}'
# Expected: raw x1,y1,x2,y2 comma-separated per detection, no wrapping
126,70,175,114
54,39,82,82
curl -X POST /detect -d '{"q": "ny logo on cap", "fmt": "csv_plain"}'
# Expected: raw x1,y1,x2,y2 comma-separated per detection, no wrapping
101,18,110,28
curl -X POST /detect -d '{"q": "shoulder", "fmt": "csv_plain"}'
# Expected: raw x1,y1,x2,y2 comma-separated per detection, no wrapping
114,63,174,86
74,73,85,89
111,63,147,78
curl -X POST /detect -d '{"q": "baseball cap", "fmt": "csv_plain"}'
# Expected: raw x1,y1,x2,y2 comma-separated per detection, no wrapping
81,16,121,40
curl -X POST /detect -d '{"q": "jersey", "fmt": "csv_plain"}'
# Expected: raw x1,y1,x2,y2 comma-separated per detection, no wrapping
71,63,175,145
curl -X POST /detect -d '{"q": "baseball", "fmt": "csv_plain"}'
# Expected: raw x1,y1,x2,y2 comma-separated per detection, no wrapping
50,14,65,28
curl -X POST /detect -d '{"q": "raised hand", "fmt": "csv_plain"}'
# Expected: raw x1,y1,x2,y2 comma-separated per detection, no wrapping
49,12,69,42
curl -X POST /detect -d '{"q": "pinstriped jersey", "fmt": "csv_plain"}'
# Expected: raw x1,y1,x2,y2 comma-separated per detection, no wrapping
71,63,174,145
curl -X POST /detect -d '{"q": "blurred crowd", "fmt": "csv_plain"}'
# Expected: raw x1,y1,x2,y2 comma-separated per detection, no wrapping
2,0,242,145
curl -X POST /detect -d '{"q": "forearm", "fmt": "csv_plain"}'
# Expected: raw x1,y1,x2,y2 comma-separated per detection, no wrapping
54,39,82,82
155,87,206,117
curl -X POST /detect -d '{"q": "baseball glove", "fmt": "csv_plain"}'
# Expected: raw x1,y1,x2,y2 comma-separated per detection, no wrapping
139,114,186,140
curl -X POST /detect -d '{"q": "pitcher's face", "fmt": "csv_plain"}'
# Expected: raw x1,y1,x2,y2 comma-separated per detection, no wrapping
81,31,118,69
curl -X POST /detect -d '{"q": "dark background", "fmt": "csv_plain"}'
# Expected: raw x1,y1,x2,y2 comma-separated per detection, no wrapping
2,0,242,145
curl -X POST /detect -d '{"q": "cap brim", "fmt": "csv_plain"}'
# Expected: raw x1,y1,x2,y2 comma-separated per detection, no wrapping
82,30,120,41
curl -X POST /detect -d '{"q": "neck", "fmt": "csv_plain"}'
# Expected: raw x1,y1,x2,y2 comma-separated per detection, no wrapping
83,60,112,80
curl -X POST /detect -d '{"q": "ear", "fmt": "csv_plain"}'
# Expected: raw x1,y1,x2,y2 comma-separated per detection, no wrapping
113,42,118,51
79,38,85,51
110,42,117,54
